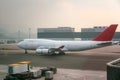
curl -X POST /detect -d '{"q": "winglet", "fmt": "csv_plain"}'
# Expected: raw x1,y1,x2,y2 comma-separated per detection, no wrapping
93,24,118,41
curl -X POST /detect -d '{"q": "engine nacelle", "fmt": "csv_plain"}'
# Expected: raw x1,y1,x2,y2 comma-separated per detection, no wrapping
36,49,49,54
36,48,64,55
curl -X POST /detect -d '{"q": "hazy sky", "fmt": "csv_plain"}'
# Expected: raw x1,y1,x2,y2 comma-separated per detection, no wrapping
0,0,120,33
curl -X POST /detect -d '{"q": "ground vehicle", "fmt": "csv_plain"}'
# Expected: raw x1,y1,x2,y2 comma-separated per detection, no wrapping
4,61,57,80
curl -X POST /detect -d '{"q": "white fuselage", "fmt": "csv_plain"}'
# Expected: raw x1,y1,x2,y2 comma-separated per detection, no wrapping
17,39,111,52
17,24,118,55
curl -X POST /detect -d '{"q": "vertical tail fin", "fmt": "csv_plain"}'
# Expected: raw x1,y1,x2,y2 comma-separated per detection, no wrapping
93,24,118,41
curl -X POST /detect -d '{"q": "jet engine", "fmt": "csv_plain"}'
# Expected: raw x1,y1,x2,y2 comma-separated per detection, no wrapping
36,48,65,55
36,49,55,55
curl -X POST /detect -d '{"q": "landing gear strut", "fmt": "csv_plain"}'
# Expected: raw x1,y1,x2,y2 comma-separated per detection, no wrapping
25,50,28,54
59,51,65,55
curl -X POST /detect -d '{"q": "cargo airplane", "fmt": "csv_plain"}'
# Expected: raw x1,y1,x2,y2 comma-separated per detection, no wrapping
17,24,118,55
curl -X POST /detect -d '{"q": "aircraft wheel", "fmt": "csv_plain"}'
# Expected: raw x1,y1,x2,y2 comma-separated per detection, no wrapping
59,51,65,55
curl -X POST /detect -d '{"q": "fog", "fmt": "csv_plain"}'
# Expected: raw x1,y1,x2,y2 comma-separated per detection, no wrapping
0,0,120,39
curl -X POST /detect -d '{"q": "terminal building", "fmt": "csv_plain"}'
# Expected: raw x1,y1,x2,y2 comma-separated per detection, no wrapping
81,26,107,40
37,27,75,40
37,26,120,41
81,26,107,32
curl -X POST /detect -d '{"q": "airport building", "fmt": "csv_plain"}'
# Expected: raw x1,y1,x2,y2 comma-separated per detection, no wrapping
81,26,107,32
37,26,120,41
37,27,75,40
81,26,107,40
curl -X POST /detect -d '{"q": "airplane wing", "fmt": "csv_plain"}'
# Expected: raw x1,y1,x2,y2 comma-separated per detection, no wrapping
97,41,119,46
97,42,112,46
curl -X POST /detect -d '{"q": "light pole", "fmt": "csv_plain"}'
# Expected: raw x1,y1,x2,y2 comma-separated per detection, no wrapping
18,30,21,40
28,28,31,39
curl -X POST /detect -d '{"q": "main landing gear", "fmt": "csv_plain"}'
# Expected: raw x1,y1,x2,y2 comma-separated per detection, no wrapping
59,51,65,55
25,50,28,54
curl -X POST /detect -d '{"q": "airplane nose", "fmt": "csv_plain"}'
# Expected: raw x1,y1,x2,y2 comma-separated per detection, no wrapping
17,41,24,49
17,42,22,47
